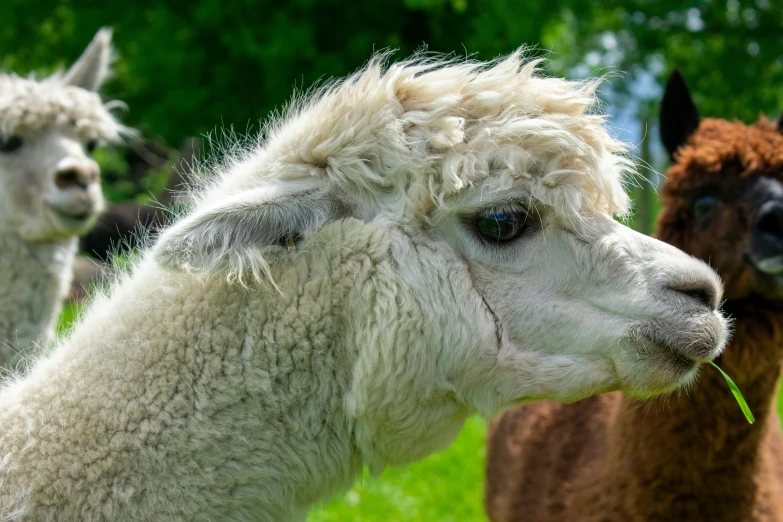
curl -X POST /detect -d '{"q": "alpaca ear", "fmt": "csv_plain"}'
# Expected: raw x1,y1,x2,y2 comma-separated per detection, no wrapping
62,27,114,92
153,181,339,279
660,69,700,161
777,112,783,134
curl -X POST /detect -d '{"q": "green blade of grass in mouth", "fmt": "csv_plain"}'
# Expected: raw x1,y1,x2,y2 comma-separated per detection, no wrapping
709,361,755,424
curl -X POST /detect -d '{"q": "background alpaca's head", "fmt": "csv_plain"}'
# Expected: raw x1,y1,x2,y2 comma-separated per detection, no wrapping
658,70,783,301
0,28,128,242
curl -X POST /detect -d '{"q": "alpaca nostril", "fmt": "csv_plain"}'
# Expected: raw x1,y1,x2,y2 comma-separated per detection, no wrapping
753,201,783,259
55,168,93,189
681,288,711,309
669,284,716,310
755,207,783,238
55,169,81,189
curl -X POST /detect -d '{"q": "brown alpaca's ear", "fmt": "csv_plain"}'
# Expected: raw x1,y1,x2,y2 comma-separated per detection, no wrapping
660,69,700,161
777,112,783,133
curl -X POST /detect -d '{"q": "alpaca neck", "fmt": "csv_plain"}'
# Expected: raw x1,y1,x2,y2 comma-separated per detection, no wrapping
0,230,76,368
0,254,362,521
608,298,783,519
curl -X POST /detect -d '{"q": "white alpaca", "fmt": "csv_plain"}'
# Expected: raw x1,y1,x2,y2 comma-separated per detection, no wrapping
0,28,128,368
0,52,729,521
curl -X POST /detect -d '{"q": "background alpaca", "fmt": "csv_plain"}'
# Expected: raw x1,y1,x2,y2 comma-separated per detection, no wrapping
484,70,783,522
0,53,728,521
0,28,128,368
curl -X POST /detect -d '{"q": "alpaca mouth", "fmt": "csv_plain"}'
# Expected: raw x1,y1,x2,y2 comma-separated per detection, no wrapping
46,204,98,229
629,318,724,365
56,209,91,220
51,208,93,222
632,334,698,370
618,319,725,398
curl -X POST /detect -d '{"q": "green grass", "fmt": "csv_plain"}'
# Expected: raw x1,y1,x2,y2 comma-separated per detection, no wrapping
709,361,755,424
56,302,79,338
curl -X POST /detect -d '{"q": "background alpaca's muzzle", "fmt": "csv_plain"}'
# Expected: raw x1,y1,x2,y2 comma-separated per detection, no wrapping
54,162,100,191
41,156,105,236
751,199,783,275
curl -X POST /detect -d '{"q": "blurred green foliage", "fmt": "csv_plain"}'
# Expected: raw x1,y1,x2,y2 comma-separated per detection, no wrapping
0,0,565,145
2,0,782,209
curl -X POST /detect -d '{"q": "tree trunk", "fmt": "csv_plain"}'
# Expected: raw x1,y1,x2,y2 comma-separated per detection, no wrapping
637,118,653,235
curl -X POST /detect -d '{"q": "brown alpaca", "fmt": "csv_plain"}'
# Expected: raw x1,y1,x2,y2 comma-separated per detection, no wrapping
484,70,783,522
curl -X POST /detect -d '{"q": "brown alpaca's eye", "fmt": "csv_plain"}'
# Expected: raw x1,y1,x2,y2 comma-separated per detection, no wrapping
475,211,528,243
692,195,721,219
0,136,23,153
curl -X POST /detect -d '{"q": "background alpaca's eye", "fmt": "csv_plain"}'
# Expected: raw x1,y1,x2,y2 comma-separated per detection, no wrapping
86,140,98,154
692,194,721,218
475,211,528,243
0,136,23,153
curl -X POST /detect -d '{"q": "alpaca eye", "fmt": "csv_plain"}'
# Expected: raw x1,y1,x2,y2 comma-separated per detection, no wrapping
86,140,98,154
0,136,23,153
692,195,721,218
475,211,528,243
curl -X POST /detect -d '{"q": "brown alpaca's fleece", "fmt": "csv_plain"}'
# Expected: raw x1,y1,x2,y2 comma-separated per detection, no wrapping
663,118,783,192
485,117,783,522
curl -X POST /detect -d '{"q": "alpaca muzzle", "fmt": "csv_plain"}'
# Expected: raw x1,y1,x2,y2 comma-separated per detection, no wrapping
631,310,728,365
751,200,783,275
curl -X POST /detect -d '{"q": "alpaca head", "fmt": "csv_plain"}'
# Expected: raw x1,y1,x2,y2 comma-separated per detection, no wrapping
658,70,783,302
152,53,728,461
0,28,128,242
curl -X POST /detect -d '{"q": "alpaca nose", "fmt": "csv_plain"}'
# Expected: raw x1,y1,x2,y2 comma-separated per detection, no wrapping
667,277,719,310
54,163,100,190
753,200,783,258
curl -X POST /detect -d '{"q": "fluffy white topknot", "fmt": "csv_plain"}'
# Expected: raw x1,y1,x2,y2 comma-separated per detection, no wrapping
0,74,129,142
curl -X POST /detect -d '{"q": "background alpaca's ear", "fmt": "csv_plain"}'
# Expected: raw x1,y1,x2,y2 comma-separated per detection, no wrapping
61,27,114,92
660,69,700,161
777,112,783,134
153,182,339,279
